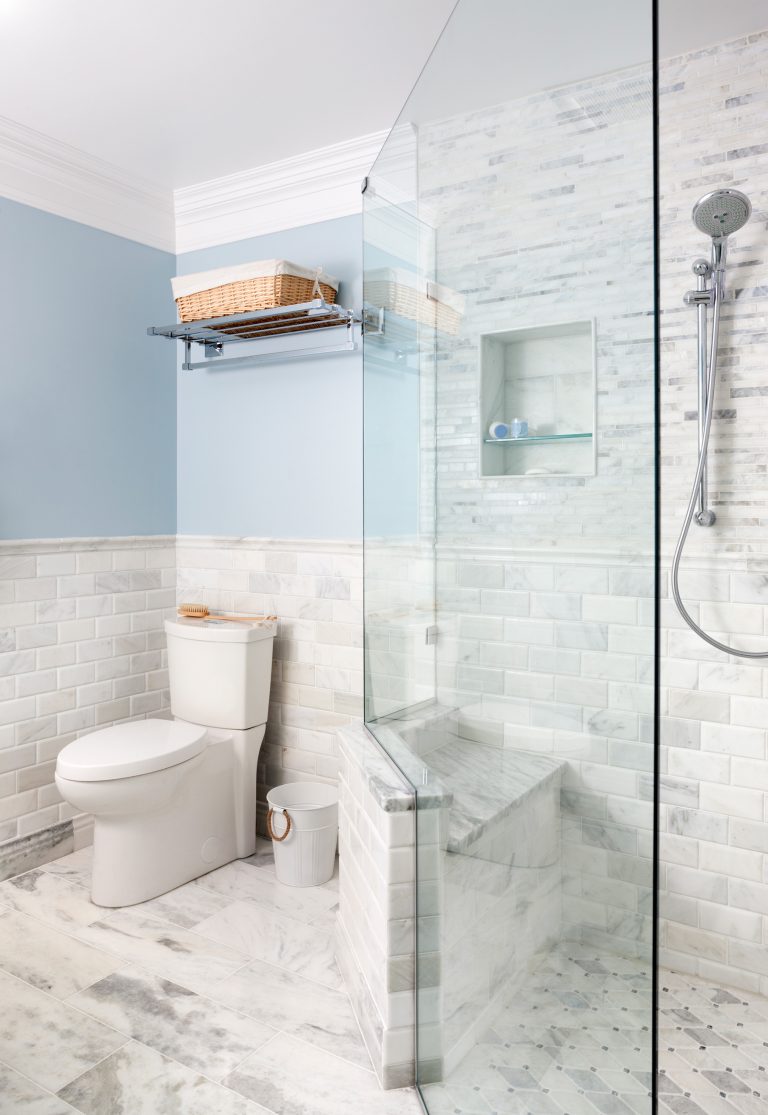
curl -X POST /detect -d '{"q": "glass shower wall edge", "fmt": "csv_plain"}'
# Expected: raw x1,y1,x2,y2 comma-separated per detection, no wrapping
363,121,438,741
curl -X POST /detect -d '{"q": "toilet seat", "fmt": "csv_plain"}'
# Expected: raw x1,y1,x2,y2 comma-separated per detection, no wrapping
56,719,207,783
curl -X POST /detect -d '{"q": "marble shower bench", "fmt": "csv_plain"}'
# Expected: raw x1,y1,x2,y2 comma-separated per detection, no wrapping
336,713,565,1088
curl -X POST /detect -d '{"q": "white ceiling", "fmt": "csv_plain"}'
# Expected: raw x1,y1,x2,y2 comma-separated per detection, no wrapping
0,0,456,189
0,0,766,192
660,0,768,56
400,0,768,127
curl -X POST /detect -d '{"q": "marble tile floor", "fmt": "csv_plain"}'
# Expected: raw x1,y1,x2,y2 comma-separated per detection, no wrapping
0,841,422,1115
2,846,763,1115
421,943,655,1115
421,947,768,1115
657,969,768,1115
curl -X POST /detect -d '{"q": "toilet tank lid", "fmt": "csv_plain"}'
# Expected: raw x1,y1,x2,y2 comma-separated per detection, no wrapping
165,617,276,643
56,719,207,782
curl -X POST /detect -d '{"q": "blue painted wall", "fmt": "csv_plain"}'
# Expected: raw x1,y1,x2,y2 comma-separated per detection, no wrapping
176,217,363,539
362,239,421,540
0,199,416,543
0,197,176,539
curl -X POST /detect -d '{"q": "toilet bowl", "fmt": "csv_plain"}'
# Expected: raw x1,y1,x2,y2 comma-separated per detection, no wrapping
55,616,275,907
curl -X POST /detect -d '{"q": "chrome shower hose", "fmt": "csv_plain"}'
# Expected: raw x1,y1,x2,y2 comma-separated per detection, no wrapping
671,283,768,659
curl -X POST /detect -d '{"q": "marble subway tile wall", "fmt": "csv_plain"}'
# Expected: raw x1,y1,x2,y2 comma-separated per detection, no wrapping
364,540,436,721
0,535,365,872
398,26,768,989
657,29,768,990
0,538,175,875
659,29,768,558
418,64,655,550
658,557,768,993
176,538,364,823
410,57,658,961
435,548,655,961
336,724,417,1090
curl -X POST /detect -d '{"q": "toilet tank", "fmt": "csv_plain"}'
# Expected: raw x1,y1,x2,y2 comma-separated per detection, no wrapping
164,618,275,730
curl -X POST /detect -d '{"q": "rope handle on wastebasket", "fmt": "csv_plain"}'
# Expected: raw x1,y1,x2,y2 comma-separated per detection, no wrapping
267,807,292,842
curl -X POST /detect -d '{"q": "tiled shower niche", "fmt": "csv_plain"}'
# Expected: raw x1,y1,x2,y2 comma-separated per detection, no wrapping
480,319,596,478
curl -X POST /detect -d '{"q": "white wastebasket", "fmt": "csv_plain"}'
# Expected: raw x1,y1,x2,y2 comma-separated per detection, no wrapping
266,782,338,887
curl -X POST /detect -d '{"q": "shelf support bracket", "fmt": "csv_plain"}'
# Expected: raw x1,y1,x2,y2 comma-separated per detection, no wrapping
362,304,385,336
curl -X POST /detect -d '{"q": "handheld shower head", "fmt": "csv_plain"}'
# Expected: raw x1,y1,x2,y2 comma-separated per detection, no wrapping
676,182,768,657
692,188,751,276
692,188,751,238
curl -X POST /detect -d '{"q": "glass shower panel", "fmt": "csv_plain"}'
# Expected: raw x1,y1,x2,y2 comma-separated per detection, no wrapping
363,123,437,727
363,3,658,1112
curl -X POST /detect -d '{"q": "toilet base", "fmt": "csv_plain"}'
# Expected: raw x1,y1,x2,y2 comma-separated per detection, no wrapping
82,723,264,907
91,821,247,907
91,771,248,907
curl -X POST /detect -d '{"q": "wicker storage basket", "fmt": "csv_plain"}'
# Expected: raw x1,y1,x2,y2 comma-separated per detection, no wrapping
364,269,464,335
172,260,339,323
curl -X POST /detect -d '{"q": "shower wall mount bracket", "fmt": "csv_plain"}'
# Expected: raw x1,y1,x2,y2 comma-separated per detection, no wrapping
683,288,714,307
685,256,718,527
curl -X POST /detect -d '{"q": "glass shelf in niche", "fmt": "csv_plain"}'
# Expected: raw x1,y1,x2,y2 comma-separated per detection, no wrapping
480,319,596,478
483,432,592,445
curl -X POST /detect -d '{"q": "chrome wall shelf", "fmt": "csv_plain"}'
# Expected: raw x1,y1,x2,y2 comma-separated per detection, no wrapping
149,299,360,371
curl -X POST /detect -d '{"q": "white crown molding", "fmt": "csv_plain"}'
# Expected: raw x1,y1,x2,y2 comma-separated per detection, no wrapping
0,115,175,252
174,130,390,254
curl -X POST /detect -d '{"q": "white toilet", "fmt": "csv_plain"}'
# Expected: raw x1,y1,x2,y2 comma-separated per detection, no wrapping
55,616,275,907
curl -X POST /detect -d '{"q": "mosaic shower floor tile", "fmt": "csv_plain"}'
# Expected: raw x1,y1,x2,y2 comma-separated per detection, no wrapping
422,951,768,1115
423,944,655,1115
658,970,768,1115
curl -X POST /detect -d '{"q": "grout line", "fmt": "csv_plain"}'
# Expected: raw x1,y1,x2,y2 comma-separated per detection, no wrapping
225,1030,283,1077
19,864,382,1081
52,1036,133,1105
191,863,339,919
184,912,344,992
3,859,349,1000
61,961,137,1005
0,880,256,983
0,965,133,1048
62,960,283,1044
0,1055,82,1113
0,901,118,948
339,980,376,1075
0,904,125,970
64,955,380,1083
263,1027,380,1080
68,1035,279,1115
182,943,347,999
